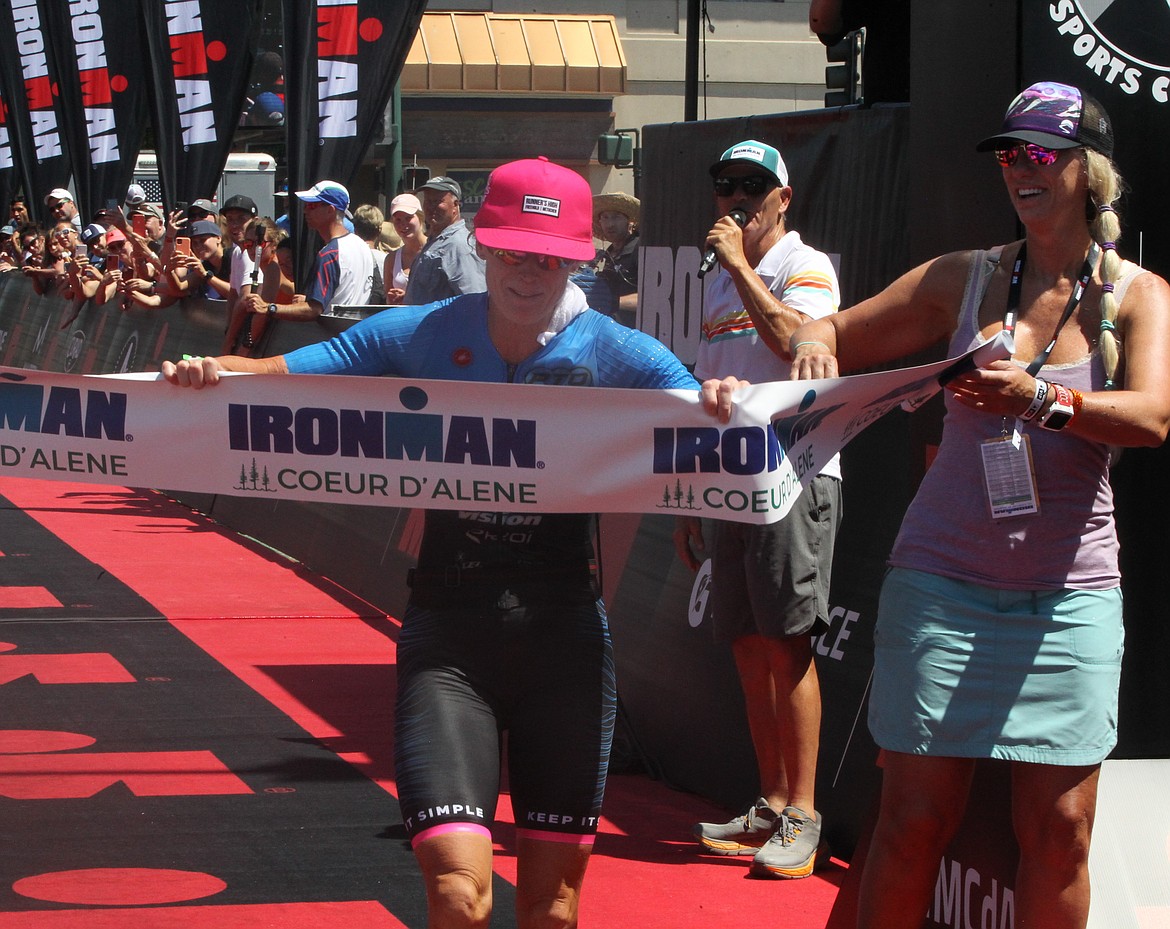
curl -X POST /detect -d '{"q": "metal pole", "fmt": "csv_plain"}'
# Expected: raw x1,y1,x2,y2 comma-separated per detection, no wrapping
390,83,403,195
685,0,700,121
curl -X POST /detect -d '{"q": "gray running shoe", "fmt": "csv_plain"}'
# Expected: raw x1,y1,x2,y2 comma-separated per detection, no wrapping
750,806,829,879
693,798,779,855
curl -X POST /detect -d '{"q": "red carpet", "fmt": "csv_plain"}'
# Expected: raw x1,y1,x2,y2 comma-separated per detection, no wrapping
0,478,843,927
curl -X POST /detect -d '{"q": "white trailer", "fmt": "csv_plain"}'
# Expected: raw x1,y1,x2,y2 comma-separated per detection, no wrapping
132,152,278,218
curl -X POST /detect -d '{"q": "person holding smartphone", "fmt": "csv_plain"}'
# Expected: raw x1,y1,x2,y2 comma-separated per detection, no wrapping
46,223,101,323
97,203,162,283
113,206,172,307
131,204,166,252
49,223,88,302
164,220,229,301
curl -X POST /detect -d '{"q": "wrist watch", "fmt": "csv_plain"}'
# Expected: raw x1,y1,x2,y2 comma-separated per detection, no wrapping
1038,388,1076,431
266,303,278,317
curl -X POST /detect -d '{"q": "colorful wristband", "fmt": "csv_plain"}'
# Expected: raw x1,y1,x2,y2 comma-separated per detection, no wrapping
1020,377,1049,422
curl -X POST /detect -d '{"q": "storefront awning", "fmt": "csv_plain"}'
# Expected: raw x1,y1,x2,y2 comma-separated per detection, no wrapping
401,12,627,96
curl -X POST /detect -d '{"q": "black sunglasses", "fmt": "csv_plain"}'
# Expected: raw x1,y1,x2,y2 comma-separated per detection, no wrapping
713,175,774,198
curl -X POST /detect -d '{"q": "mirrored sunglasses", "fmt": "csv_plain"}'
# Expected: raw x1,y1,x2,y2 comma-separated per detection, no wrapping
490,248,572,271
713,175,773,198
994,143,1061,168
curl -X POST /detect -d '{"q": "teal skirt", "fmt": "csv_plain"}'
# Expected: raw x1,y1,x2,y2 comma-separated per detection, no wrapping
870,567,1123,765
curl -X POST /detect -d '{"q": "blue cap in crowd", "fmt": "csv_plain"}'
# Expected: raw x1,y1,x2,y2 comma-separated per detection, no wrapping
295,180,349,211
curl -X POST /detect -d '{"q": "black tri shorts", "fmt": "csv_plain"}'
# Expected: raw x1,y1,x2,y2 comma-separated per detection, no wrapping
394,592,615,844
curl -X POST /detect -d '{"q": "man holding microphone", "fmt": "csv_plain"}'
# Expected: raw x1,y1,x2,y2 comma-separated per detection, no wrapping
675,139,843,879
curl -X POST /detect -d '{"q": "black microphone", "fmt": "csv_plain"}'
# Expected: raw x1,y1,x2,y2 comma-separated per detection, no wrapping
697,209,747,279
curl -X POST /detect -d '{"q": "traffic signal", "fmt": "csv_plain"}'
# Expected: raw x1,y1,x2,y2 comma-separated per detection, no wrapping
597,132,634,167
824,30,863,107
403,164,430,191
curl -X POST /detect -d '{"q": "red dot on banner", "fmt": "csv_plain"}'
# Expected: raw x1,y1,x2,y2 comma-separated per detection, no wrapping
14,869,227,906
111,75,128,93
359,17,383,42
206,40,228,61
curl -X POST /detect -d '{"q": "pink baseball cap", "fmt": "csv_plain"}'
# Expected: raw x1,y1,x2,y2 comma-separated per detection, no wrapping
105,226,127,244
390,193,422,217
473,157,594,261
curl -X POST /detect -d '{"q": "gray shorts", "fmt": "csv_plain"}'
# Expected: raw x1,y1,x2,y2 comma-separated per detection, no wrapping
710,474,841,643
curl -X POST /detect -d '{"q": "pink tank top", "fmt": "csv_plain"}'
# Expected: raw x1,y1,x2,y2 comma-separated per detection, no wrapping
889,248,1144,590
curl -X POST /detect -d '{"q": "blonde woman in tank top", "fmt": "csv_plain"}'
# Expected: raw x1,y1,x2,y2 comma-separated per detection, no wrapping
384,192,427,304
791,82,1170,929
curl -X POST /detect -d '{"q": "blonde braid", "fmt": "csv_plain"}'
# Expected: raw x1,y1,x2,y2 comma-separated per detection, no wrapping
1085,149,1125,389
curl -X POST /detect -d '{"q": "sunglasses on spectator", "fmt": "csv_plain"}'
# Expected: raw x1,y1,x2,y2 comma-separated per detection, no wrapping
489,249,573,271
994,143,1062,167
107,243,125,251
713,175,774,198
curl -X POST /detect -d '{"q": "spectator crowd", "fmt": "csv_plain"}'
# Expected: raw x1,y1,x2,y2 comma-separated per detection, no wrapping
1,171,640,351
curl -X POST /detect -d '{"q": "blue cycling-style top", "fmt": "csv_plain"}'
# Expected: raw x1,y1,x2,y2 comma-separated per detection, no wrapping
283,292,699,604
284,292,696,388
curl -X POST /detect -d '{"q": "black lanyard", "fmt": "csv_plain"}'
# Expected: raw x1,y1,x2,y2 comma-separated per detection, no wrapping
1002,241,1100,376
